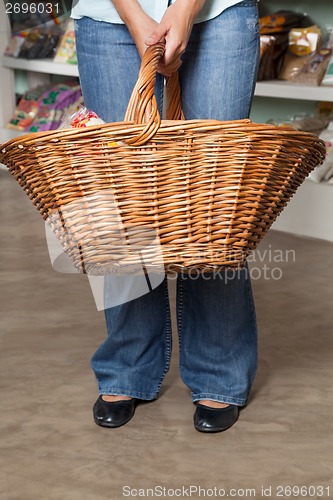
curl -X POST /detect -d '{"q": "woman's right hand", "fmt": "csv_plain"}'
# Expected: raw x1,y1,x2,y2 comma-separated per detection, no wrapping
129,15,162,60
111,0,162,59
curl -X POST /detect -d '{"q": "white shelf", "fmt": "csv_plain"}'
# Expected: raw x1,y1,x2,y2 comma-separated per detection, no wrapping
272,179,333,242
1,56,79,77
2,63,333,102
255,80,333,102
3,58,332,102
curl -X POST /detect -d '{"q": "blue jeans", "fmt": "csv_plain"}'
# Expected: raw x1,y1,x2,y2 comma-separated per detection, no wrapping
75,0,260,406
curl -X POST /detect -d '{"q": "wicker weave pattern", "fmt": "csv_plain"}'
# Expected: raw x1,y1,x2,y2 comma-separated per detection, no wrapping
0,43,326,274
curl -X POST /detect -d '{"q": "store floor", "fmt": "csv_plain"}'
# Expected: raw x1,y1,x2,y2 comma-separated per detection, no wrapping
1,167,333,500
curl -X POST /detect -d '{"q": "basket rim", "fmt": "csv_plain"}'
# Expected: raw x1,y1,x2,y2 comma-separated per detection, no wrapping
0,118,325,155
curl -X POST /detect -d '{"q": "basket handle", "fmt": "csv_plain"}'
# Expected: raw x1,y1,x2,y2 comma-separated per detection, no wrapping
124,41,184,146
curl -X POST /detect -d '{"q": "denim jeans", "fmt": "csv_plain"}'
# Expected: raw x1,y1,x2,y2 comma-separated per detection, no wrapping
75,0,260,405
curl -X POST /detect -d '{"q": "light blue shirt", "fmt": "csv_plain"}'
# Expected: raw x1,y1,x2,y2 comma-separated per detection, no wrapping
71,0,244,25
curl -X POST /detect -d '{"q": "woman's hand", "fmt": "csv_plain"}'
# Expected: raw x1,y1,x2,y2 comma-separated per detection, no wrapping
145,0,206,75
112,0,206,75
111,0,159,59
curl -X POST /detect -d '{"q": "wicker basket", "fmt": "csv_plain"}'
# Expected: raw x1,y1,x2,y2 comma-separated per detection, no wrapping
0,43,326,275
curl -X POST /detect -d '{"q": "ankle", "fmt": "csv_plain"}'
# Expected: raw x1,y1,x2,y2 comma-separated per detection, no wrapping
197,400,230,409
101,395,132,402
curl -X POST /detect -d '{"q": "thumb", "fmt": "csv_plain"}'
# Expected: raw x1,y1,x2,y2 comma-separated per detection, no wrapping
145,28,166,46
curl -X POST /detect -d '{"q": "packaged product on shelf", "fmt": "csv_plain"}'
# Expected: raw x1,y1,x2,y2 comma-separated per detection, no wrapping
35,30,62,59
293,48,332,86
25,81,82,132
18,29,59,59
7,24,62,60
279,26,322,81
6,84,52,130
53,19,76,64
259,11,306,35
16,30,40,59
258,11,306,81
288,25,321,56
260,35,273,60
57,96,84,124
4,34,25,57
257,34,289,80
258,35,276,80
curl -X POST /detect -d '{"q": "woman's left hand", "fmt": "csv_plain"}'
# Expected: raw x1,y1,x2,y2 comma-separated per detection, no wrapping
145,0,206,76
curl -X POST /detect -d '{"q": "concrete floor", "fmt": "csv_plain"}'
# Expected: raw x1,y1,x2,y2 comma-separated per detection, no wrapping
1,167,333,500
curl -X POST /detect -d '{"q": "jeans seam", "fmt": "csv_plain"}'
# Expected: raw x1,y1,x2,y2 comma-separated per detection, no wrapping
247,26,260,101
155,278,172,394
244,268,258,386
176,276,184,372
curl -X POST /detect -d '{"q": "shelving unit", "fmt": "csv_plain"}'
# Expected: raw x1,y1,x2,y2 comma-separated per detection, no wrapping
0,3,78,143
255,81,333,102
1,55,79,77
0,2,79,135
0,55,78,142
253,0,333,242
0,6,15,131
1,1,333,241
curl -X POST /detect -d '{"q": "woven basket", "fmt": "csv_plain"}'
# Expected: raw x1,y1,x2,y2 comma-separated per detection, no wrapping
0,43,326,275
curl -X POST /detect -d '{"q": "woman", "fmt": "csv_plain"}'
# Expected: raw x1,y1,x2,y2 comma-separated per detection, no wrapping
72,0,260,432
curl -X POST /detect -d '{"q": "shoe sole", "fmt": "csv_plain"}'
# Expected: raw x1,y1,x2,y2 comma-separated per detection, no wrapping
194,424,235,433
93,415,134,428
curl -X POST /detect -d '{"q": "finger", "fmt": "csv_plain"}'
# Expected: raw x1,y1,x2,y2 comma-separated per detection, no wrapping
145,28,166,46
158,59,182,77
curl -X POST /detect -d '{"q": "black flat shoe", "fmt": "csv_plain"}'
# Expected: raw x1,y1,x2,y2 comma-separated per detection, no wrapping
93,396,137,428
194,403,239,433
